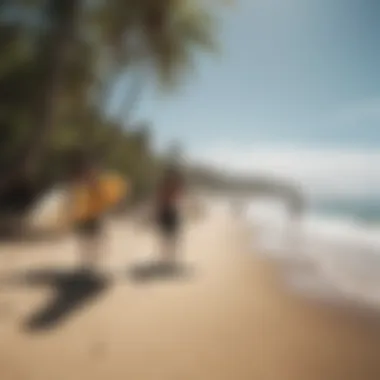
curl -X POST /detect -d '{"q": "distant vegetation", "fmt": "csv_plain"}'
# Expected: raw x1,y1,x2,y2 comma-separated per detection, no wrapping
186,164,305,211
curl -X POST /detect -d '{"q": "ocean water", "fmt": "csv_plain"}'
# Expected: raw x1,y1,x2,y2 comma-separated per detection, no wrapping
246,197,380,310
312,198,380,224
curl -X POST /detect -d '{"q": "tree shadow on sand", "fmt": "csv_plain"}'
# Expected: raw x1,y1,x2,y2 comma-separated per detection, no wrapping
128,261,194,284
0,268,109,332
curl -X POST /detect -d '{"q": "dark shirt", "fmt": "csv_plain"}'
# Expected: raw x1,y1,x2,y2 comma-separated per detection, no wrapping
156,178,183,210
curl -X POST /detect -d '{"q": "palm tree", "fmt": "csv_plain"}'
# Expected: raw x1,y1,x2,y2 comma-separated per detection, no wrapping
0,0,220,197
93,0,218,111
93,0,219,156
0,0,81,194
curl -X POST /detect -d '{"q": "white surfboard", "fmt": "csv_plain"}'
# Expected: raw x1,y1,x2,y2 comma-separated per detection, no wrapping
26,186,70,234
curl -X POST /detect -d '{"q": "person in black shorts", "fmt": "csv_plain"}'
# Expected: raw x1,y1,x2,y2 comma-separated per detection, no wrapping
155,167,184,263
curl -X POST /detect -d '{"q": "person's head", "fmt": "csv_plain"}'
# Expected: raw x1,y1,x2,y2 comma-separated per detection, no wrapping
68,150,98,181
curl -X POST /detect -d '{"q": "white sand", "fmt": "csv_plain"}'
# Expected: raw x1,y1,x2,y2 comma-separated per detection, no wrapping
1,203,380,380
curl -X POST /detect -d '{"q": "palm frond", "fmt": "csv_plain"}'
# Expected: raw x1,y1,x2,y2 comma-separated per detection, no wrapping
141,0,219,90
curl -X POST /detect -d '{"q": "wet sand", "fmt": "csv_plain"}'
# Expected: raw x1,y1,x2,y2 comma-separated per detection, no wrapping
1,204,380,380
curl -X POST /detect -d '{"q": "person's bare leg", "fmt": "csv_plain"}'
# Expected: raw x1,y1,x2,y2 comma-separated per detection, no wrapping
167,235,177,262
79,233,102,273
160,233,177,265
78,237,92,272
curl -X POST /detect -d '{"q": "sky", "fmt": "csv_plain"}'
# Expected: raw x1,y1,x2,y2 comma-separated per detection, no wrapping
122,0,380,199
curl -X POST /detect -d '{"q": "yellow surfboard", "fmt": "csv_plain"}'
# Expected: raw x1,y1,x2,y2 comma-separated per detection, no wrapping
70,173,130,222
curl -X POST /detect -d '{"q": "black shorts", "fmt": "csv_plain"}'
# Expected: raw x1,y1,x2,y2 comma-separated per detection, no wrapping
157,207,179,236
75,218,102,237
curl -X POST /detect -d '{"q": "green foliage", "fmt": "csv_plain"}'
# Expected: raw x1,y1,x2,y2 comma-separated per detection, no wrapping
0,0,221,205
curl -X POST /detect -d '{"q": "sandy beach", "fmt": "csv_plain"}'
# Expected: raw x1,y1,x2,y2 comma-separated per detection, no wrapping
1,202,380,380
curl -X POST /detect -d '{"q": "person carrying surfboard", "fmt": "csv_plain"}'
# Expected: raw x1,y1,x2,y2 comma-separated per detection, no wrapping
67,150,129,273
68,152,105,271
155,166,185,264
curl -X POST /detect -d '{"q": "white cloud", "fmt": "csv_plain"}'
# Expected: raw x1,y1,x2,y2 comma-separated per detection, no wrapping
190,143,380,199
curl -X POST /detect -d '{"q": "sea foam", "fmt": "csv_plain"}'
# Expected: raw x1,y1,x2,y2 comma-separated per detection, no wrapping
246,198,380,308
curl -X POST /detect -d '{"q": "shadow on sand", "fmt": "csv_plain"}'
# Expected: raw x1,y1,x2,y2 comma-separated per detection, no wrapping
0,261,193,331
0,268,109,332
128,261,193,283
0,231,67,248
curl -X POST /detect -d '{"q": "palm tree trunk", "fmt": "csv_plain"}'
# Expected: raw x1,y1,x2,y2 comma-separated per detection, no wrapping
0,0,81,195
